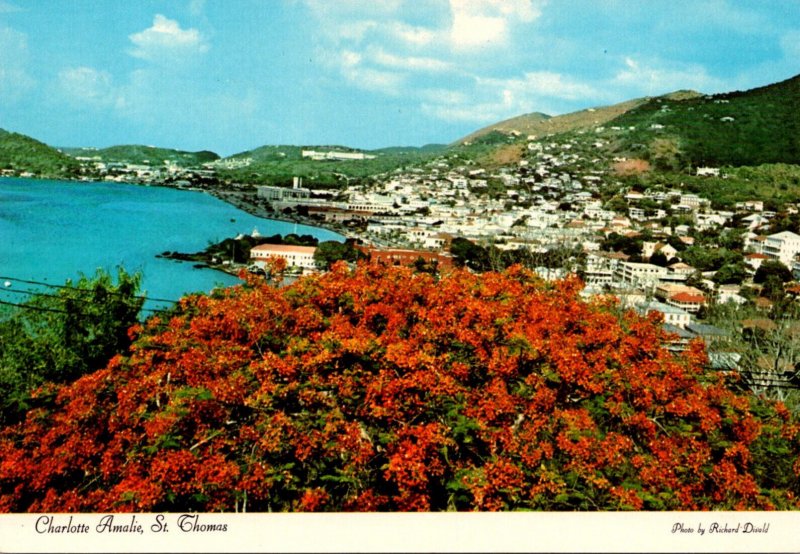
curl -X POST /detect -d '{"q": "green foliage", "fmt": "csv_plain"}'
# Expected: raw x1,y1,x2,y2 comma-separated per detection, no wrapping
681,246,743,272
754,260,793,284
0,268,144,424
313,240,366,270
163,233,320,265
216,145,445,188
712,262,749,285
450,237,584,273
609,74,800,168
600,233,642,257
64,145,219,168
0,129,81,178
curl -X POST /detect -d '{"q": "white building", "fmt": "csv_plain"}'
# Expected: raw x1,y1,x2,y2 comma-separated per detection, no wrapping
615,261,668,289
257,178,311,203
250,244,318,270
301,150,375,161
762,231,800,267
637,300,693,328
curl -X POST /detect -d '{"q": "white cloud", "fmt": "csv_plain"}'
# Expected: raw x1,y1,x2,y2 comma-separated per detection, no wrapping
302,0,404,19
369,47,454,73
129,14,209,62
58,66,124,109
482,71,600,102
448,0,544,50
420,69,603,124
613,56,724,95
0,25,35,102
335,49,405,95
387,22,437,47
421,90,518,124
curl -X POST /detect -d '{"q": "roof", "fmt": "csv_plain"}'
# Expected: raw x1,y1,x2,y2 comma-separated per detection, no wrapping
670,292,706,304
638,300,690,316
745,253,769,259
662,323,694,339
250,244,317,254
686,323,728,337
708,352,741,370
768,231,800,240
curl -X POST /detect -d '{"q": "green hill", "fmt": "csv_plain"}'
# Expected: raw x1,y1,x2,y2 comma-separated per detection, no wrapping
605,74,800,168
64,145,220,167
216,144,446,187
0,129,81,178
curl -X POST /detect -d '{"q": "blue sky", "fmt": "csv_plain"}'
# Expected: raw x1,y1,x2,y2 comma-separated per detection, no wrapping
1,0,798,156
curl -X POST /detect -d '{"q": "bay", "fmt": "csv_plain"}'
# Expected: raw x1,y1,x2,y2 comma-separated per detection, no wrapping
0,178,343,312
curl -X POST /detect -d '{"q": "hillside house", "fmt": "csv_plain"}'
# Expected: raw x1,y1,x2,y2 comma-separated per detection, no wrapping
667,291,706,314
642,241,678,260
762,231,800,267
744,253,769,271
637,300,693,328
615,261,668,289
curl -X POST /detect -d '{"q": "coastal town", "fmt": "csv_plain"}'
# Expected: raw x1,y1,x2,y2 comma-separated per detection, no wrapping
21,130,794,395
58,135,800,298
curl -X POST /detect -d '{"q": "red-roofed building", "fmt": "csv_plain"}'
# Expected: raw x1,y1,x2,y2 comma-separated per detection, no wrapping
357,246,454,270
667,291,706,313
250,243,318,270
744,252,770,271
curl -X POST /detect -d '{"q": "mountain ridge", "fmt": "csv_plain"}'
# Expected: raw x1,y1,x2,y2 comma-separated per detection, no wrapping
2,72,799,180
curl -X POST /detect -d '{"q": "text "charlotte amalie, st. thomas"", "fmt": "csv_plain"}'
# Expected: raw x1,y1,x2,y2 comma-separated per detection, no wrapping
34,514,228,535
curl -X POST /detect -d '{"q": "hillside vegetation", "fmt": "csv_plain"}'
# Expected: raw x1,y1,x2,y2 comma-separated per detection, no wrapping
607,74,800,168
0,129,81,178
216,144,446,187
1,263,798,512
63,145,220,167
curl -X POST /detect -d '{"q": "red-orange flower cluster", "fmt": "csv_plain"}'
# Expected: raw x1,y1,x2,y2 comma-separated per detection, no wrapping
0,262,798,512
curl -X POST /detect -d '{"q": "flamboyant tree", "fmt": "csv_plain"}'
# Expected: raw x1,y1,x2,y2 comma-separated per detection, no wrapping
0,262,798,512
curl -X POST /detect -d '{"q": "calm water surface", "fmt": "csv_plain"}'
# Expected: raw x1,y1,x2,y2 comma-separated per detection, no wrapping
0,178,342,312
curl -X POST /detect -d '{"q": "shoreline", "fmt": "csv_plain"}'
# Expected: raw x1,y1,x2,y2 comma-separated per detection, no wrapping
3,174,421,256
0,173,349,241
204,188,349,241
0,174,349,282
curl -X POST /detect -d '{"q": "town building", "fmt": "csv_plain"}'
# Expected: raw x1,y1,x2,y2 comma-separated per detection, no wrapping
637,300,693,328
250,244,318,270
358,246,454,270
615,261,668,289
762,231,800,267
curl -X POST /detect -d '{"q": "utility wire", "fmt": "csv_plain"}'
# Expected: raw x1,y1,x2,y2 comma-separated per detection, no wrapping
0,298,178,337
0,298,72,315
0,287,174,315
0,275,180,304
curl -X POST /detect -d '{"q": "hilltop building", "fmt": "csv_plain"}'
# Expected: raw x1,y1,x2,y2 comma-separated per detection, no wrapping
301,150,376,161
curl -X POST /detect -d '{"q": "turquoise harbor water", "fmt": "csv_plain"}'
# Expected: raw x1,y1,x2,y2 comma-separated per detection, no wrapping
0,178,342,312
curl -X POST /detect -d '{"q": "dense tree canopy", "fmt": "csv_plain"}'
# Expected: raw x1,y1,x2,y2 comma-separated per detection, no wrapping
754,260,794,285
0,269,143,424
0,263,798,512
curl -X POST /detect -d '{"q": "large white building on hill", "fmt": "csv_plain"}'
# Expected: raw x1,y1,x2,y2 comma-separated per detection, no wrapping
762,231,800,267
